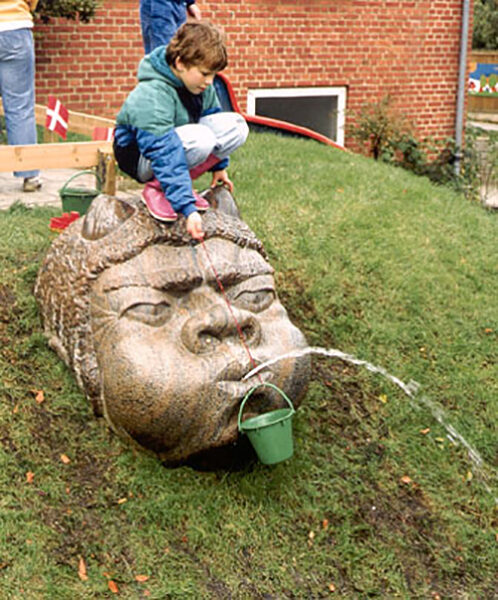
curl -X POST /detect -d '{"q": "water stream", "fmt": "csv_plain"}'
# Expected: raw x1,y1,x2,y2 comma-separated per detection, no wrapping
243,346,497,504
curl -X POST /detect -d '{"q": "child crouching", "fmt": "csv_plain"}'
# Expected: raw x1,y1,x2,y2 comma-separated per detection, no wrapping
114,22,248,240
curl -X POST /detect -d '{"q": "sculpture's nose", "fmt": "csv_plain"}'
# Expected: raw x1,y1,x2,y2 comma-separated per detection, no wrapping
180,287,261,355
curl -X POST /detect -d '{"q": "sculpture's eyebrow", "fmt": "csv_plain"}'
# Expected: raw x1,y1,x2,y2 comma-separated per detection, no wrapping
99,245,273,293
101,266,203,292
204,260,274,287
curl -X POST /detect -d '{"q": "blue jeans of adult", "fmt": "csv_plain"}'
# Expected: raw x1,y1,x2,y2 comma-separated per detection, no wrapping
0,28,39,178
140,0,188,54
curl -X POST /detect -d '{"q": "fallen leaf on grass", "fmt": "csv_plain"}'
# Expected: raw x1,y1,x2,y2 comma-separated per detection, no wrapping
400,475,412,485
328,582,336,592
26,471,34,484
60,454,71,464
78,557,88,581
420,428,430,435
34,390,44,404
117,498,127,505
322,519,329,530
379,394,388,404
135,574,149,583
108,580,119,593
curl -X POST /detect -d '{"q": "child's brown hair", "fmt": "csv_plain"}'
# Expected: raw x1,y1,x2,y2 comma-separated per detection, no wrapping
166,22,227,72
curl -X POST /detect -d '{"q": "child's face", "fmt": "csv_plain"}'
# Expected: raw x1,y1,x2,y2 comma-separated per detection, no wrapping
174,59,216,94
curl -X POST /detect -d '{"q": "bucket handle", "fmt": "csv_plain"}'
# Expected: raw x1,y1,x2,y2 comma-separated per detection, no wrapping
238,382,295,432
60,169,102,193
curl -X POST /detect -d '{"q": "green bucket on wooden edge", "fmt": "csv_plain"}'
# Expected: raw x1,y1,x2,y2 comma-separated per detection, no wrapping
59,170,101,215
238,382,295,465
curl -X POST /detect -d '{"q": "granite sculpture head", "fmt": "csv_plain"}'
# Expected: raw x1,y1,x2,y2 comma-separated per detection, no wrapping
35,192,310,466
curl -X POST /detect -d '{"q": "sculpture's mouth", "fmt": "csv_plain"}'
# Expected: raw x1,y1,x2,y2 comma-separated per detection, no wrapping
215,364,285,445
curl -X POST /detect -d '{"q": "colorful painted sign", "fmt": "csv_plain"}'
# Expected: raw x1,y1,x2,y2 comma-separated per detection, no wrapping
469,62,498,96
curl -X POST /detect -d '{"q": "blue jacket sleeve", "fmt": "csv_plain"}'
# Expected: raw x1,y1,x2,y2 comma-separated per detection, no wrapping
136,128,197,217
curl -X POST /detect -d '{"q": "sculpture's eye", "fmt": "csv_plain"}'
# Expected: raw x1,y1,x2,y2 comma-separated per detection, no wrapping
232,288,275,313
121,302,172,327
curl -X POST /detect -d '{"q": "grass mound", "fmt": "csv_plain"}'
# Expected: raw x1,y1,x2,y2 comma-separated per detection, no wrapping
0,134,496,598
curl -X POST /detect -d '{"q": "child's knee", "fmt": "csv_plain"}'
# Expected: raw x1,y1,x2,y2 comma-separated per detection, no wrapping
233,113,249,145
194,125,217,159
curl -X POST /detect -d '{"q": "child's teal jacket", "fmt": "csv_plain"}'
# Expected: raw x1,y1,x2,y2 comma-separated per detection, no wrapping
114,45,226,217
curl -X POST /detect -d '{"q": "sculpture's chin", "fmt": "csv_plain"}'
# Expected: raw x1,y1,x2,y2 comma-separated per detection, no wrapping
109,354,311,469
170,435,256,471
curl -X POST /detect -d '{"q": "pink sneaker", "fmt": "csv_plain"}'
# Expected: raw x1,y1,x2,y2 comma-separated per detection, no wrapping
193,190,210,212
141,179,178,222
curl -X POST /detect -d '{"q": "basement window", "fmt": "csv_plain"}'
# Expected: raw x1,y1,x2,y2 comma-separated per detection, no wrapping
246,87,346,146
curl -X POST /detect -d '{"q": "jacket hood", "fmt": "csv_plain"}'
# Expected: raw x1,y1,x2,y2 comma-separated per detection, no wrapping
137,46,182,88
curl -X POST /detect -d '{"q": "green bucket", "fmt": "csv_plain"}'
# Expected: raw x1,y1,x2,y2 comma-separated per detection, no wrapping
59,170,101,215
238,382,295,465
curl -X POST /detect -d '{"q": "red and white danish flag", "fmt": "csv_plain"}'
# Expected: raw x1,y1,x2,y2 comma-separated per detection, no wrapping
45,95,69,139
92,126,114,142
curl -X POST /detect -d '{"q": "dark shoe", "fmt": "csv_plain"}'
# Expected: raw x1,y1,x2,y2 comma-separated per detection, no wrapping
141,179,178,222
23,176,42,192
193,190,210,212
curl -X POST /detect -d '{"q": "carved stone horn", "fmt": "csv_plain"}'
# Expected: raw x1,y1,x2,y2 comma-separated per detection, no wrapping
81,194,135,241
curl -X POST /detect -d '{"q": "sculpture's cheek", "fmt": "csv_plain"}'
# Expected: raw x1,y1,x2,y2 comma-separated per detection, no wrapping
257,302,308,353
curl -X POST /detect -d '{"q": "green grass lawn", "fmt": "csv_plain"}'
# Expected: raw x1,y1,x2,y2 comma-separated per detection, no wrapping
0,133,496,598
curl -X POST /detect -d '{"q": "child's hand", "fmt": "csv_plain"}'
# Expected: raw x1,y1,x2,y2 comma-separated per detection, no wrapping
211,169,233,193
187,4,202,19
186,211,204,241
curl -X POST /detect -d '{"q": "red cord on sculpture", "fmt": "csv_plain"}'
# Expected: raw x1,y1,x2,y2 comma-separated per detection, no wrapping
201,240,263,384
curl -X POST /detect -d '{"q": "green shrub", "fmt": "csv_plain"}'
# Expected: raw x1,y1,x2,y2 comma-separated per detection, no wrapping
348,96,486,197
473,0,498,50
35,0,100,23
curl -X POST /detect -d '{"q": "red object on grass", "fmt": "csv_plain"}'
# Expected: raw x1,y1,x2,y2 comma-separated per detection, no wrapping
45,95,69,139
92,126,114,142
49,211,80,232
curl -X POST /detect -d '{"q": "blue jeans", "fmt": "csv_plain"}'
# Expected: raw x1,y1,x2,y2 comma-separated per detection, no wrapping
140,0,187,54
0,28,39,178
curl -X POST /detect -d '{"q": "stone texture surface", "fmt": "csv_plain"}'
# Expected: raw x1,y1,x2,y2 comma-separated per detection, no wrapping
35,190,310,466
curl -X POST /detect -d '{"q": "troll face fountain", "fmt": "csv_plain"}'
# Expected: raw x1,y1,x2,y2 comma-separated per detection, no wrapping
35,191,310,466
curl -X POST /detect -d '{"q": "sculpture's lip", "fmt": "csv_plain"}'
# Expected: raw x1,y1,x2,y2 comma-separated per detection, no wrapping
215,370,272,398
216,358,271,383
215,371,276,445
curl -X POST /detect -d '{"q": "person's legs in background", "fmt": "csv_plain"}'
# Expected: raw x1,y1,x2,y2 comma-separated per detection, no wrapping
0,28,40,190
140,0,187,54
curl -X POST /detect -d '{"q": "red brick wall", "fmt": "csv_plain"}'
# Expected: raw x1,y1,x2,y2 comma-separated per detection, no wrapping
34,0,474,146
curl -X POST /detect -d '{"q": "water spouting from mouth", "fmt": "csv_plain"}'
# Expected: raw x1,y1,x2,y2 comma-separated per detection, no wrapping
243,346,497,504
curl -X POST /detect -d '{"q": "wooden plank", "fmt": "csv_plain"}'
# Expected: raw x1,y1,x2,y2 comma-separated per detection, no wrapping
35,104,115,136
97,149,117,196
0,141,113,171
469,94,498,113
470,50,498,65
1,99,114,137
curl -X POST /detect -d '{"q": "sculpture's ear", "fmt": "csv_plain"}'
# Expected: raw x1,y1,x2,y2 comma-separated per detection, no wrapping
81,194,135,241
202,186,241,219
